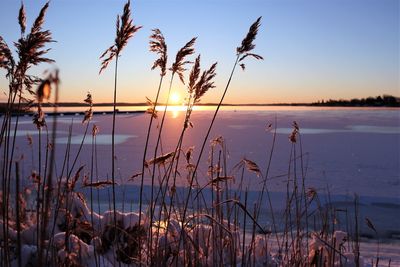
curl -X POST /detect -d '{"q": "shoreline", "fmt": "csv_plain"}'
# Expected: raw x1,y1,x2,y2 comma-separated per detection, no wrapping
0,110,146,117
2,105,399,117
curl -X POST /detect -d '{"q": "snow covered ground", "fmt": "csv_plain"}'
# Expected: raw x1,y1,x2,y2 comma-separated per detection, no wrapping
8,106,399,265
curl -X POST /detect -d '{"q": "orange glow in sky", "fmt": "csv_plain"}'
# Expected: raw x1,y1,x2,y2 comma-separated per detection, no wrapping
0,1,398,104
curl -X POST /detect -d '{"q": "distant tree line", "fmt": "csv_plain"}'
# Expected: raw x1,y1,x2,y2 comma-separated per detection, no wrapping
311,95,400,107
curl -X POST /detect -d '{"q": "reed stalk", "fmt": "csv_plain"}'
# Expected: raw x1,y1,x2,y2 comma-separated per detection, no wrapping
15,161,21,267
99,3,141,264
180,17,263,248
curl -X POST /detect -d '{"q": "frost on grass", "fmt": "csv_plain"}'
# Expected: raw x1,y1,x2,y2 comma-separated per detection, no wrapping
0,185,375,267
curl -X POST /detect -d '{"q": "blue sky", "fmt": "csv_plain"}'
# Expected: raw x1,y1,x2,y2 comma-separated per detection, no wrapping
0,0,399,103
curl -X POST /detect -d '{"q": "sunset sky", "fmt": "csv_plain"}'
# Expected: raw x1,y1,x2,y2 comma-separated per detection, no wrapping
0,0,399,104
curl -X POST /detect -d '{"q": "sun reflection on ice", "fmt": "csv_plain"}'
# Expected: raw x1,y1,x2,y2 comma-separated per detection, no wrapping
155,105,202,118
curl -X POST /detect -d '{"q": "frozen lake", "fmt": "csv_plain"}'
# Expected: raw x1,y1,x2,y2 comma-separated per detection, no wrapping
13,106,399,197
8,106,400,241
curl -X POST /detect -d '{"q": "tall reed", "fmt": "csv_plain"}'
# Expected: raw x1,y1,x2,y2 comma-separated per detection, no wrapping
142,36,196,265
149,55,218,264
99,0,141,240
180,16,263,246
0,3,54,264
138,29,167,250
0,4,387,266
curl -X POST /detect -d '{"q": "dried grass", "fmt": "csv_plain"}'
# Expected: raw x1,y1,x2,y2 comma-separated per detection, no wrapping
170,37,196,83
1,4,382,267
99,0,142,74
149,29,167,76
146,151,175,166
15,2,55,73
237,17,262,55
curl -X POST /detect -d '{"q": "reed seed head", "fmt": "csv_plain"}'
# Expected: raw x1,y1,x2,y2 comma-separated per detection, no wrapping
194,62,217,103
84,92,93,106
15,1,54,79
289,121,299,143
146,151,175,166
18,3,26,35
237,17,263,70
149,29,168,76
83,92,94,124
32,105,46,129
26,133,33,146
145,97,158,118
289,129,297,143
31,2,49,34
82,109,93,124
0,36,14,75
92,125,99,137
188,55,201,94
99,0,142,74
36,79,51,103
185,146,194,164
237,16,261,55
242,158,261,177
211,135,224,147
170,37,196,84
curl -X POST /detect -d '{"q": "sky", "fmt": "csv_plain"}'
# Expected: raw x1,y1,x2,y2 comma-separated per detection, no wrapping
0,0,399,104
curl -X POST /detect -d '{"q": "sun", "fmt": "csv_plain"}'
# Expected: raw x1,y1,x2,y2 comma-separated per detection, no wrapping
170,92,181,104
